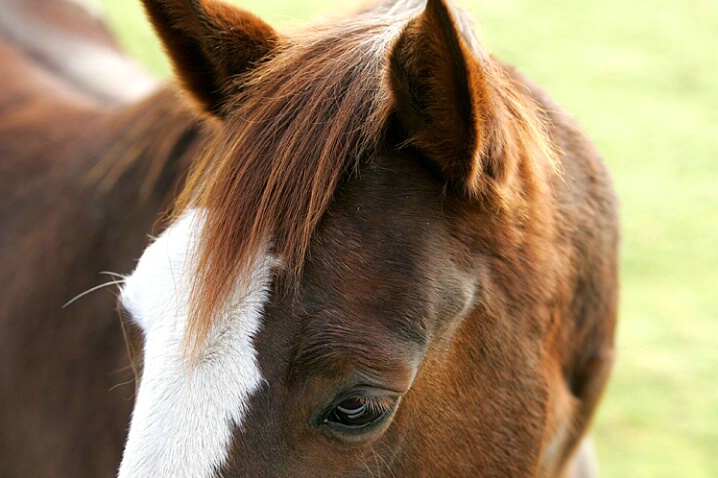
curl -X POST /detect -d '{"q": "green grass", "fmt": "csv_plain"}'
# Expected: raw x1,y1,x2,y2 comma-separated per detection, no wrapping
92,0,718,475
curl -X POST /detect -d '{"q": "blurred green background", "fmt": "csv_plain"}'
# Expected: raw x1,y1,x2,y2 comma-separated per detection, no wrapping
91,0,718,476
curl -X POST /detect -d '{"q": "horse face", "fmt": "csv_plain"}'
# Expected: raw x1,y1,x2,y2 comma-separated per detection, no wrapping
116,0,616,476
219,153,478,476
120,149,549,478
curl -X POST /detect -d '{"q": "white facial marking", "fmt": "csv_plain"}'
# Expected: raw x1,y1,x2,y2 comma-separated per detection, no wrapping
118,210,273,478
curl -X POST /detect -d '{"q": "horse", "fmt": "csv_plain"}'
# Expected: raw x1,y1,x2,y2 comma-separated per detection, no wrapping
0,0,619,476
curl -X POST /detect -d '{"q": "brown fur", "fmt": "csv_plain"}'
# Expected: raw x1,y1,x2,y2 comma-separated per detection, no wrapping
141,0,279,115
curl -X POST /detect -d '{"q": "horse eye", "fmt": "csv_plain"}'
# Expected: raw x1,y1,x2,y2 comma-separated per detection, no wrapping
326,396,387,429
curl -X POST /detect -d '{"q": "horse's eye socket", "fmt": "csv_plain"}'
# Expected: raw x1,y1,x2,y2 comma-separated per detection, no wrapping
326,396,387,429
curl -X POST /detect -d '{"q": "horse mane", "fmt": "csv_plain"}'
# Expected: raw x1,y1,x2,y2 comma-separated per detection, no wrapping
88,88,204,201
174,1,559,347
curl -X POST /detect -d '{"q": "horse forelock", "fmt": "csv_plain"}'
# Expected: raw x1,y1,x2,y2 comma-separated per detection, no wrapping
173,10,402,349
172,0,559,350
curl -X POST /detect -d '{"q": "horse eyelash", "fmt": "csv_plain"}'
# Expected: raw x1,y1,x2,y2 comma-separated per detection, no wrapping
355,395,395,416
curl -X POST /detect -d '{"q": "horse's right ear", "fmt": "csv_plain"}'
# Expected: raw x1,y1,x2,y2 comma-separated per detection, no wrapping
142,0,279,116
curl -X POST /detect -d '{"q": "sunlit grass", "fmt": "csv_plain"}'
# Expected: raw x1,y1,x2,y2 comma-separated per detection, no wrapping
94,0,718,476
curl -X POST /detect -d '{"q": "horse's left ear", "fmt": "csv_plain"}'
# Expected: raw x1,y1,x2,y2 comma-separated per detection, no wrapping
142,0,279,116
388,0,497,195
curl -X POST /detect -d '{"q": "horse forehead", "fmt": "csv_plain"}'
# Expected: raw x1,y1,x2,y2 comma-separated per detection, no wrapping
295,172,474,356
309,154,455,291
118,210,274,478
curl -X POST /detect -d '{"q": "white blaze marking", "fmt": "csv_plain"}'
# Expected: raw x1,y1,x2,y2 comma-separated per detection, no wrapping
118,210,272,478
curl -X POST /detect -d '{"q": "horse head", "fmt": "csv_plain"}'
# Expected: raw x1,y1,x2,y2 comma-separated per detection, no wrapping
118,1,618,476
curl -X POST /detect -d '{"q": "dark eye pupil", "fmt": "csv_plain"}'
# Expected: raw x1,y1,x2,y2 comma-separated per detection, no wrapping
329,397,381,428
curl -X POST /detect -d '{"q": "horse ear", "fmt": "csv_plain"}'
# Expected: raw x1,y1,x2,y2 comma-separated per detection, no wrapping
388,0,496,195
142,0,279,116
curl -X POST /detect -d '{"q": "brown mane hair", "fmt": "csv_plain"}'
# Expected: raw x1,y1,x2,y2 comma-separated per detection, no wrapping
173,1,558,348
88,88,203,201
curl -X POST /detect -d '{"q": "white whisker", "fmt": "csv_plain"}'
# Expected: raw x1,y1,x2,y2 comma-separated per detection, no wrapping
100,271,128,279
62,279,126,308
